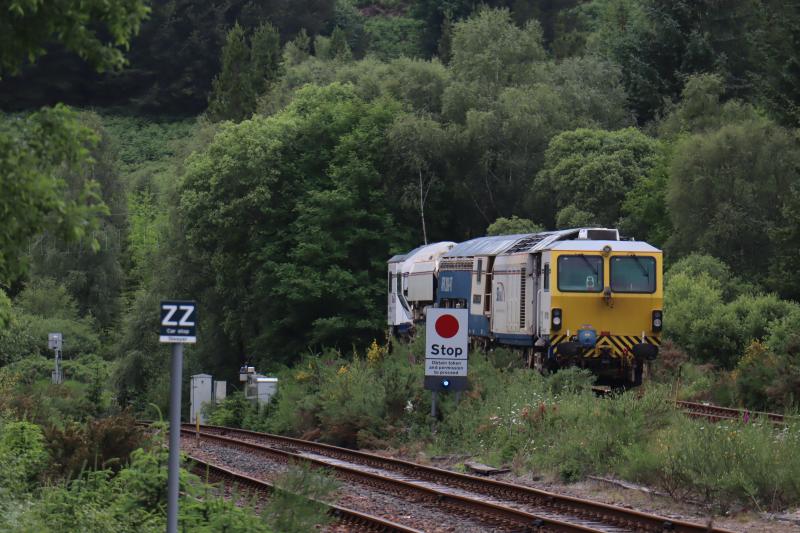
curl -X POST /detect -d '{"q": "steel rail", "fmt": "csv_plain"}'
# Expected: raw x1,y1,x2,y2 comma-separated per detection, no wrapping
183,428,605,532
179,423,734,533
676,401,790,426
188,454,422,533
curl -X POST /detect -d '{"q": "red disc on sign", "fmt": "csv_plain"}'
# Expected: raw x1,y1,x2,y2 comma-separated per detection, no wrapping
435,314,459,338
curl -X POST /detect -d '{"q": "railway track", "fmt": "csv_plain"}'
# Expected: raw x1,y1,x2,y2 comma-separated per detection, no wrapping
675,400,789,426
175,422,734,532
188,454,421,532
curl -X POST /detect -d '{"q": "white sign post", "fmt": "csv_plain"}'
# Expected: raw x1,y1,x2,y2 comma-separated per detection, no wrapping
160,300,196,533
425,308,469,417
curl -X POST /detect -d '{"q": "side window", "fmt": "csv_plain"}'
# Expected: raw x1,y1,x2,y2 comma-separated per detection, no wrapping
395,273,401,294
476,259,483,285
543,263,550,292
388,272,392,294
496,283,505,302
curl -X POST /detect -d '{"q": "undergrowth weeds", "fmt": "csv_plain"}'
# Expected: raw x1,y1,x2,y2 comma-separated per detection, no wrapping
219,336,800,512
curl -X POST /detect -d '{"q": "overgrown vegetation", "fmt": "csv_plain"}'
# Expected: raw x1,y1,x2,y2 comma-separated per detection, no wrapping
216,338,800,512
3,0,800,524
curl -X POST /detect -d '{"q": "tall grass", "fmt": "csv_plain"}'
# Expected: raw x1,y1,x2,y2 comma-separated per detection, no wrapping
233,339,800,511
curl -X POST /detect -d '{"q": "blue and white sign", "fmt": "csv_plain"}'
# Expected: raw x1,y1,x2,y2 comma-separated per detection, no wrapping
159,301,197,344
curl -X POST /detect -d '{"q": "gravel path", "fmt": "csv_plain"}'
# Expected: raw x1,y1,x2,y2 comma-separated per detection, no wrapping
183,438,496,532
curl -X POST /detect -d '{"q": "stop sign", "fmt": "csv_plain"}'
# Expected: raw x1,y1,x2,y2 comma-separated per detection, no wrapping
425,308,468,379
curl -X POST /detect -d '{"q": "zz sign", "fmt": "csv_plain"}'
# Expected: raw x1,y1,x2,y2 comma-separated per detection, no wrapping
159,300,197,344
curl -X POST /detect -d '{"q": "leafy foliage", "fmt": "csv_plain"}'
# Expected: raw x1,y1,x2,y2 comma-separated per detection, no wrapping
0,0,149,76
486,216,543,235
181,83,408,366
535,127,661,227
0,106,107,288
666,116,800,289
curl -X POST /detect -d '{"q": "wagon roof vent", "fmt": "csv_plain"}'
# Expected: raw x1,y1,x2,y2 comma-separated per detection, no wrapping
504,232,554,254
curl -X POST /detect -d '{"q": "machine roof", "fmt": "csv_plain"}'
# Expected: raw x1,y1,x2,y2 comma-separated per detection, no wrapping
550,240,661,252
389,242,456,264
404,228,632,260
443,234,532,257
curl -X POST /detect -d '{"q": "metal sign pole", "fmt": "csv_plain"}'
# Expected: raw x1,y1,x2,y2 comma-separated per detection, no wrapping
167,343,184,533
159,299,196,533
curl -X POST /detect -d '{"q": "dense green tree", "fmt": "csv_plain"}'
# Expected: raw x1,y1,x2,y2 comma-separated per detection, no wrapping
666,117,800,290
330,0,368,57
0,0,149,76
753,0,800,126
658,74,758,138
387,114,447,244
534,127,661,227
448,8,546,93
0,0,147,327
26,113,126,328
618,147,671,245
594,0,767,122
250,22,284,95
365,17,426,61
486,216,544,235
329,27,353,60
555,206,598,229
208,24,256,122
0,0,334,113
770,188,800,300
666,254,748,300
0,107,107,288
181,83,408,366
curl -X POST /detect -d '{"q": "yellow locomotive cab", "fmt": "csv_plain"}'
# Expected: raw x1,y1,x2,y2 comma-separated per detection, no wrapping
547,246,663,383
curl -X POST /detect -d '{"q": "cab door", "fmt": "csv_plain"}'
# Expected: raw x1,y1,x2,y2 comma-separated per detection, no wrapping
537,251,552,336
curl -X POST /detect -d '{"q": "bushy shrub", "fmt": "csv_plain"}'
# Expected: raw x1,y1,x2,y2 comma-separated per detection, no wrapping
663,272,733,363
204,391,252,428
317,356,386,447
631,417,800,511
11,446,272,532
665,254,742,299
44,411,144,479
0,314,101,363
0,420,50,493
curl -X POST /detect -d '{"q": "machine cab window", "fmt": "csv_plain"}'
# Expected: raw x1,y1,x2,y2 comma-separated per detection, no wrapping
557,255,603,292
611,256,656,293
543,263,550,291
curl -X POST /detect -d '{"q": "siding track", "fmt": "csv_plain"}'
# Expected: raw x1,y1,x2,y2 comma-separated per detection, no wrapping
174,422,735,533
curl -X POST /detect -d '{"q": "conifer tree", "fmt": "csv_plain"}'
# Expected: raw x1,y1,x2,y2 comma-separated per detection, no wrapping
250,22,283,96
284,29,311,66
208,23,256,122
329,27,352,60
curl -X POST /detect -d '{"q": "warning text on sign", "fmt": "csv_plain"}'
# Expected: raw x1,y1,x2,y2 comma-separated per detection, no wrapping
425,358,467,376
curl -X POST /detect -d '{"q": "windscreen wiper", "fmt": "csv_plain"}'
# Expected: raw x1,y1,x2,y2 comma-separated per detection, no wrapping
578,254,599,279
630,255,650,277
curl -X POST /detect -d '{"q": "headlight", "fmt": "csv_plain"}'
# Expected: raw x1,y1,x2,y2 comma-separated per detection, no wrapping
552,308,562,331
652,310,663,332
